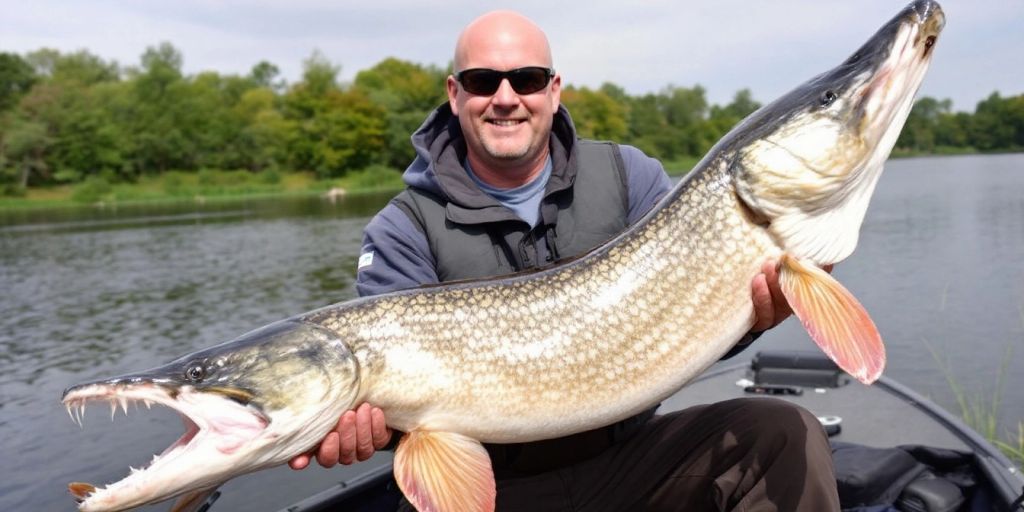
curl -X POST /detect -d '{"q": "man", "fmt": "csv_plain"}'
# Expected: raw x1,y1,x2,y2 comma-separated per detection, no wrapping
291,10,840,511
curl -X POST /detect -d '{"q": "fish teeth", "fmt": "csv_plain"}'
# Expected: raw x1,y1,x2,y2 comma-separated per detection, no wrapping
66,404,83,427
119,397,129,415
110,400,117,421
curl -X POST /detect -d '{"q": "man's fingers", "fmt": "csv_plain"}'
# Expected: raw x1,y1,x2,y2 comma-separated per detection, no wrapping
335,410,356,465
316,430,340,468
296,404,389,470
289,453,311,470
751,272,774,332
355,403,375,461
762,259,790,322
370,406,392,450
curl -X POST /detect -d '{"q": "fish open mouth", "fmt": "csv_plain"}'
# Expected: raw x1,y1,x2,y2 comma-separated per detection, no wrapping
62,382,269,510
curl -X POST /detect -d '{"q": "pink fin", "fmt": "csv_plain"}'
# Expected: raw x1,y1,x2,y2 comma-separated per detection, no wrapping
778,254,886,384
393,430,496,512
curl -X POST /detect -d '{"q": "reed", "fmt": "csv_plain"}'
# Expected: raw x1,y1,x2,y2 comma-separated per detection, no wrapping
923,336,1023,469
992,422,1024,467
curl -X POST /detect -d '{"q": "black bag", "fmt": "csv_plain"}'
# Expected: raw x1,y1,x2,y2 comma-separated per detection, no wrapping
832,442,977,512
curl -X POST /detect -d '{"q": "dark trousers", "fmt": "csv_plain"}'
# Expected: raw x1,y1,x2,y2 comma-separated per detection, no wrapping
490,398,838,511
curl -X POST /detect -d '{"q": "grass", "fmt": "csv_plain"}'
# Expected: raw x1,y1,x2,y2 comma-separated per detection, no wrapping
992,422,1024,466
922,311,1024,469
0,167,407,210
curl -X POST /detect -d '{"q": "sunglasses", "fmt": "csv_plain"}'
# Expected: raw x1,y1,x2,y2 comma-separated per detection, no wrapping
454,67,555,96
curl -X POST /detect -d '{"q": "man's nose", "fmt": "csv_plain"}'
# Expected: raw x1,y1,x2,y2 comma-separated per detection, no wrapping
491,78,521,106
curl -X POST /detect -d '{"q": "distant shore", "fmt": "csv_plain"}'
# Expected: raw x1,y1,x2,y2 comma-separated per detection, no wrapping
4,151,1017,212
0,167,405,211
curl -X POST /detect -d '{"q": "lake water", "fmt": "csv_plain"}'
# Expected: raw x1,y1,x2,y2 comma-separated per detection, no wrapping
1,154,1022,511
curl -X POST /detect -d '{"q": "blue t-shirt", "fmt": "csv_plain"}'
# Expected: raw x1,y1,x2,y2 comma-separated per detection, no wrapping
465,156,552,227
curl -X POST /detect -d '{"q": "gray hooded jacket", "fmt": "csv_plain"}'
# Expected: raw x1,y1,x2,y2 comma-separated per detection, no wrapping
355,103,673,297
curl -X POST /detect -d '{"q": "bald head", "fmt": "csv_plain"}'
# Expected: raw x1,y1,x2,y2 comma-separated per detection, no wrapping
454,11,553,72
447,10,561,186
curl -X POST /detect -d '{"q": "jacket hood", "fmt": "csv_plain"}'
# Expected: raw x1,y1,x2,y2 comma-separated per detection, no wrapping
402,103,581,207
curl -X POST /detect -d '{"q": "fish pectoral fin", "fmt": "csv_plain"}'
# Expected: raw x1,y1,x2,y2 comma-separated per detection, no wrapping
393,430,496,512
170,486,220,512
778,254,886,384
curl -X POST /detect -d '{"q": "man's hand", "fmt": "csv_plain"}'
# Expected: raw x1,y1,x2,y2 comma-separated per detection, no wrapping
750,258,833,333
288,403,392,469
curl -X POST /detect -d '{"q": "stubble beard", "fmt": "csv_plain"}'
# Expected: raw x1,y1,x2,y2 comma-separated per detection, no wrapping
481,137,532,161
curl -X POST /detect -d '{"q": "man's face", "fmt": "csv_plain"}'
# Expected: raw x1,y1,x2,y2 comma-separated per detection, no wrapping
447,43,561,171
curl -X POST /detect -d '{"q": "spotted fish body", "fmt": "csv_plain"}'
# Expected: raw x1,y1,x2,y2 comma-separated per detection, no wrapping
61,2,944,511
305,163,775,443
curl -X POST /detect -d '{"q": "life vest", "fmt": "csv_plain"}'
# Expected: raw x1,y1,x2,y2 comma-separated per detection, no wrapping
391,140,630,280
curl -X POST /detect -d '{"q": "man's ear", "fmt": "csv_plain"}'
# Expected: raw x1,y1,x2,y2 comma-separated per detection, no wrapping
447,76,460,116
549,73,561,111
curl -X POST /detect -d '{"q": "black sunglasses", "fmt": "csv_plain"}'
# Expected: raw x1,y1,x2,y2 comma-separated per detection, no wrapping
454,67,554,96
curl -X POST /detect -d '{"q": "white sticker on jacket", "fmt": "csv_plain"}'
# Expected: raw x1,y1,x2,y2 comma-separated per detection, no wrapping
358,251,374,270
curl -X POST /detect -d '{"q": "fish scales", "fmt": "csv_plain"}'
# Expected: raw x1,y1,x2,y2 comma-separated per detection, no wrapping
304,157,778,443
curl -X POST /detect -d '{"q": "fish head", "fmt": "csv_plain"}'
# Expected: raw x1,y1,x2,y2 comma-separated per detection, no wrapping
62,320,361,511
732,0,945,264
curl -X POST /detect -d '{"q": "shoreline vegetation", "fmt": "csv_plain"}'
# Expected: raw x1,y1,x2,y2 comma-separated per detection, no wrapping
0,156,704,210
3,45,1023,210
0,166,409,211
0,151,1012,211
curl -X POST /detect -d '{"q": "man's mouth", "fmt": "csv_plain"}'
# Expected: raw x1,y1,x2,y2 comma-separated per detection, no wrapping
487,119,525,127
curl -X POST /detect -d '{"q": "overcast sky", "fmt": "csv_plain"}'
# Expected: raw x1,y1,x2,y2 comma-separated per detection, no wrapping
2,0,1021,112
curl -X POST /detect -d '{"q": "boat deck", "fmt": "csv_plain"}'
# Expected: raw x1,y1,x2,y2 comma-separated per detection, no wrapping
659,362,971,451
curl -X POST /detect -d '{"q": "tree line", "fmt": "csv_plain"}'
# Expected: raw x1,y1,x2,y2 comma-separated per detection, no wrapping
1,44,1022,195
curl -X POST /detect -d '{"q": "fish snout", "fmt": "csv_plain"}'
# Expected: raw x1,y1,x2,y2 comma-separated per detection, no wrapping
907,0,945,30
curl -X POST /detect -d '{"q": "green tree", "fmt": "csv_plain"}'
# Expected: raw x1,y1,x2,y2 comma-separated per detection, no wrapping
234,87,292,171
655,85,712,157
969,92,1016,151
2,117,51,188
250,61,285,92
934,112,970,149
126,42,189,174
897,97,952,152
625,93,672,159
0,52,37,111
284,52,386,177
354,57,447,168
709,88,761,144
3,77,126,185
714,88,760,120
25,48,119,86
561,85,628,141
998,94,1024,150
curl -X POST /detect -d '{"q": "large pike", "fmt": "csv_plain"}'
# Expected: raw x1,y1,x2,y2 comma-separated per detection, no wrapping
62,2,944,511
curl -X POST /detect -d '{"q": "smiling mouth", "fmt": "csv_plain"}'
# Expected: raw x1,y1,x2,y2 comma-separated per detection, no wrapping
487,119,525,127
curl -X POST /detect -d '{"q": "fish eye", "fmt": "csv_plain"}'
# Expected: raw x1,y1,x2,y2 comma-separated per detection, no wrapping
819,90,838,108
924,36,935,49
185,364,206,383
